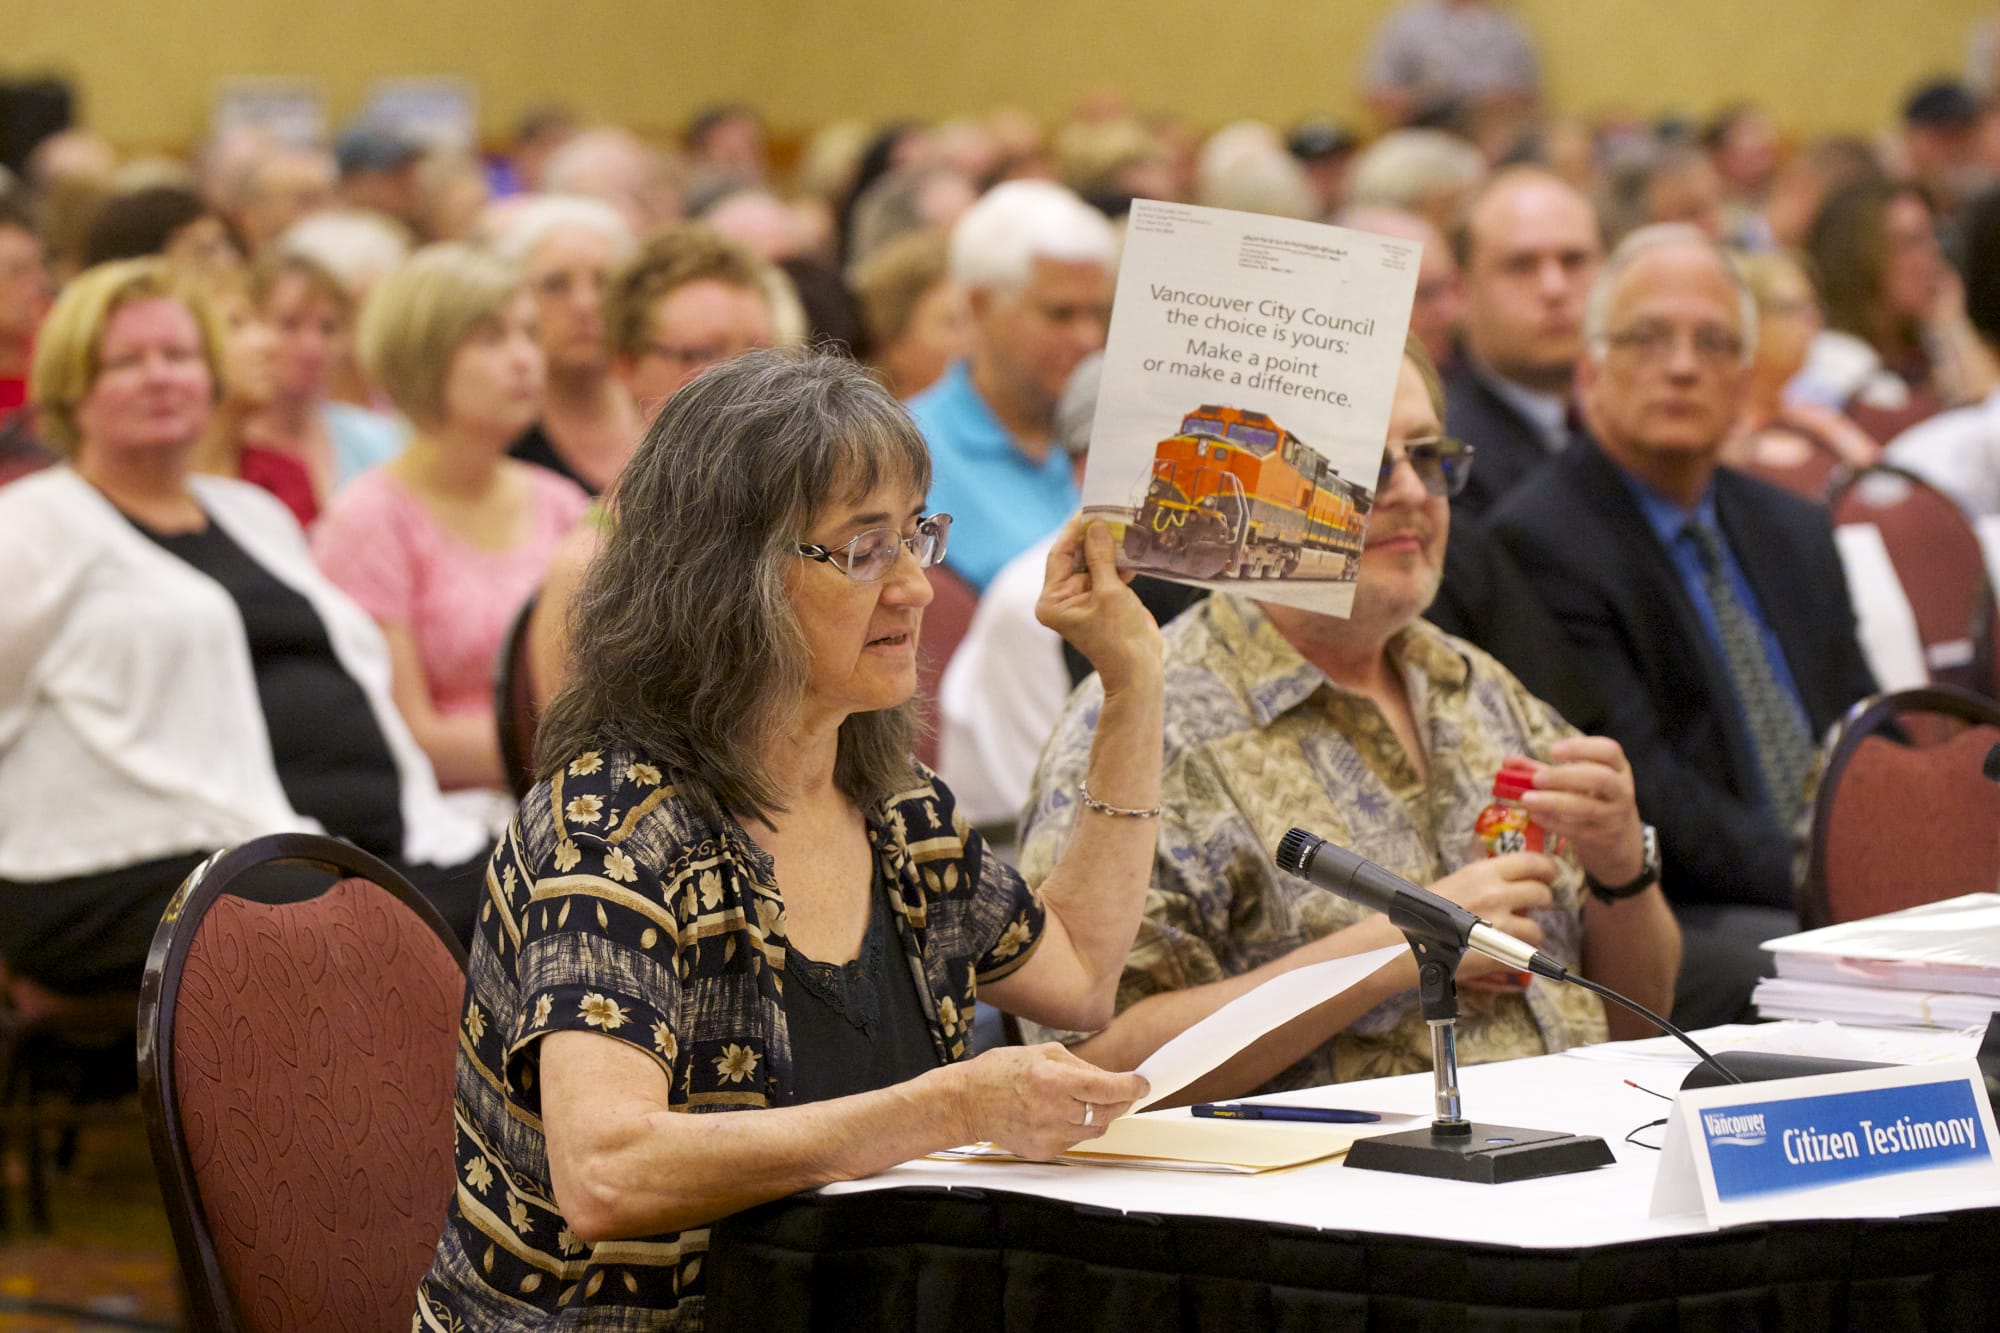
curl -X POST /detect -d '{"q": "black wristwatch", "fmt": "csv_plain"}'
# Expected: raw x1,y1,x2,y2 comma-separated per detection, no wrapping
1586,824,1659,903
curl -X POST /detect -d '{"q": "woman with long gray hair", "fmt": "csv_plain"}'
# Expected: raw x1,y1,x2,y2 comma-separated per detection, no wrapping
415,347,1164,1329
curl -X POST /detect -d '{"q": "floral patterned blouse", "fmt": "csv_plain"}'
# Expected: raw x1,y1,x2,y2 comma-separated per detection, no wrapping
414,747,1044,1330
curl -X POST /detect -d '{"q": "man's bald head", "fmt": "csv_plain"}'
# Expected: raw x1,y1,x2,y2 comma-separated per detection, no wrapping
1452,166,1603,395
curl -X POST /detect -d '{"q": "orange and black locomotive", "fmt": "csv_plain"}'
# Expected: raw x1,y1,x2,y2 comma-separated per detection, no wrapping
1122,405,1369,582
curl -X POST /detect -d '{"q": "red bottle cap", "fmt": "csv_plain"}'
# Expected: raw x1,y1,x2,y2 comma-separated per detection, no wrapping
1491,764,1536,802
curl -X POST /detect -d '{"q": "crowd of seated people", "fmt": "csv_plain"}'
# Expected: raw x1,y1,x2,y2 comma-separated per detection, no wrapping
4,58,2000,1325
312,243,590,801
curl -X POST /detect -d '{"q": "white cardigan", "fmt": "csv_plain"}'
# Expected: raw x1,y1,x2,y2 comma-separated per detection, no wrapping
0,468,493,880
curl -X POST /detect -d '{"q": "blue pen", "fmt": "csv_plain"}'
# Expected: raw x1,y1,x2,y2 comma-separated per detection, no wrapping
1191,1102,1381,1124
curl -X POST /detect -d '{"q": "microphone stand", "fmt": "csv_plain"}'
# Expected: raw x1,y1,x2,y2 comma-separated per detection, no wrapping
1343,930,1616,1184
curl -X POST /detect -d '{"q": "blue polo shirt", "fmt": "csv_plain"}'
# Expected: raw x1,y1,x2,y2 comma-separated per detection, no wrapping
908,362,1078,592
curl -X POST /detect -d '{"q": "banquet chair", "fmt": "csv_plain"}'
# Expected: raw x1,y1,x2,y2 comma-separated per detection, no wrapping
915,563,981,769
0,961,138,1235
1830,464,1998,698
138,833,469,1332
1800,686,2000,931
1738,449,1841,504
1732,428,1845,504
495,589,542,800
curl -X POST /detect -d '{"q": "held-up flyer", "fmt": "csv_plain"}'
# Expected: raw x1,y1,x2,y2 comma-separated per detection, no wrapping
1083,200,1420,617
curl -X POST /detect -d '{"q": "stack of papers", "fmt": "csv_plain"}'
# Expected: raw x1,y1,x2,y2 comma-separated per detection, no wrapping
1754,895,2000,1030
1564,1021,1982,1069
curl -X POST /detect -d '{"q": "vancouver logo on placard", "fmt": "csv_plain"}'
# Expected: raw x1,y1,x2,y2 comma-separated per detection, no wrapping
1701,1109,1768,1148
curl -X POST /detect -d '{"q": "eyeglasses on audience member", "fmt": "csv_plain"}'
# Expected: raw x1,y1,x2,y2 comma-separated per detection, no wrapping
642,337,767,370
796,513,953,582
1377,437,1475,499
1600,320,1745,369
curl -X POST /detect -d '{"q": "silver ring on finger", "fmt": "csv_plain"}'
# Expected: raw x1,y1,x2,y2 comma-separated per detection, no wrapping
1082,1103,1094,1127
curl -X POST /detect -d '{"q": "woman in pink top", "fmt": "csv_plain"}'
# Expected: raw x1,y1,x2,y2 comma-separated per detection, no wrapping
315,244,588,791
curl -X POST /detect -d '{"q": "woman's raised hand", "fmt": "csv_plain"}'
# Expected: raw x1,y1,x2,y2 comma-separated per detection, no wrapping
1035,519,1162,696
946,1042,1150,1160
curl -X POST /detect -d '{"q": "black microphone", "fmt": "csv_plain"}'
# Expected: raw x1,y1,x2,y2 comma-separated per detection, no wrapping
1984,742,2000,785
1277,826,1743,1083
1275,828,1570,981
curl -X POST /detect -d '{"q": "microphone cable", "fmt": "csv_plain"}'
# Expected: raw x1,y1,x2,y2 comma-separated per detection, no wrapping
1559,972,1741,1084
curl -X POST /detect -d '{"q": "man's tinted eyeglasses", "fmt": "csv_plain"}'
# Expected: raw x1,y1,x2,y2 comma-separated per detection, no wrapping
796,513,953,582
1601,321,1745,368
1377,436,1474,498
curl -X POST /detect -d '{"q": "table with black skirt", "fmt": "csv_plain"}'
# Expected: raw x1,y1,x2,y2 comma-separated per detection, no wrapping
708,1027,2000,1331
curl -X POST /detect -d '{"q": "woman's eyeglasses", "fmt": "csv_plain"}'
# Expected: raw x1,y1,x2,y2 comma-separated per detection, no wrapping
796,513,953,582
1378,436,1475,498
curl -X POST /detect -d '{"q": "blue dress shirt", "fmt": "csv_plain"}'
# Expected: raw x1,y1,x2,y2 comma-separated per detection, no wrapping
1618,469,1811,724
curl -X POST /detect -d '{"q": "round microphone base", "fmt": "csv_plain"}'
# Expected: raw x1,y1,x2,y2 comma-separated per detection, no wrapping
1344,1122,1615,1184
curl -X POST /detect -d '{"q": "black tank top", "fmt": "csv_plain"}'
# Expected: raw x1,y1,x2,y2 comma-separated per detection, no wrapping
783,860,942,1104
136,515,406,858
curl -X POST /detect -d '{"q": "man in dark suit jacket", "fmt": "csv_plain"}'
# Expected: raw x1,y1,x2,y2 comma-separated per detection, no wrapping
1444,166,1604,518
1444,368,1565,515
1491,224,1876,1027
1412,167,1614,731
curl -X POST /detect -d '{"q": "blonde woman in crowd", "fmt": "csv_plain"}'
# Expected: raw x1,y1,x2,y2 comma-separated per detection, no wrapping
851,229,973,399
313,244,589,795
188,270,320,526
1726,249,1880,485
249,250,405,502
0,260,492,985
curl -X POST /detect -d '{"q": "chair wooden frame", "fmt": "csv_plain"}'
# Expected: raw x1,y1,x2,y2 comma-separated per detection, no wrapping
0,969,138,1235
1801,685,2000,931
136,833,468,1331
495,588,542,801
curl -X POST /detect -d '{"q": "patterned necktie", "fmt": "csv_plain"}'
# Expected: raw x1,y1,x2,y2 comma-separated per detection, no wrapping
1682,521,1816,825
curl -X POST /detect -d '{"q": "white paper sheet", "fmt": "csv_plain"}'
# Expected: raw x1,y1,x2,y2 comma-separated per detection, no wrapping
1765,893,2000,996
1834,522,1929,692
1126,945,1404,1112
1753,977,2000,1030
1561,1019,1984,1069
1081,201,1419,618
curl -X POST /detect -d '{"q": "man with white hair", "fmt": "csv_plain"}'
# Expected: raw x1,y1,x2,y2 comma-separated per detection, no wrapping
1490,224,1875,1027
488,195,640,494
909,180,1117,591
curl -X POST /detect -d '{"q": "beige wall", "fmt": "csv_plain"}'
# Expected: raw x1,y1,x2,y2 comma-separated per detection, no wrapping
3,1,1986,150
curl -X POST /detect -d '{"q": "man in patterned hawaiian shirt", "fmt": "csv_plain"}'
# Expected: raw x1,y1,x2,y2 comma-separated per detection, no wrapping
1017,344,1681,1099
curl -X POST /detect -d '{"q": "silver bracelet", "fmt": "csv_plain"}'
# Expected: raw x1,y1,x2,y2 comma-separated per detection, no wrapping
1077,779,1162,820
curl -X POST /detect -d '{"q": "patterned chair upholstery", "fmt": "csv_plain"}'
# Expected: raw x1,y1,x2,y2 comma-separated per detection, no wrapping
138,834,469,1332
1802,687,2000,930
